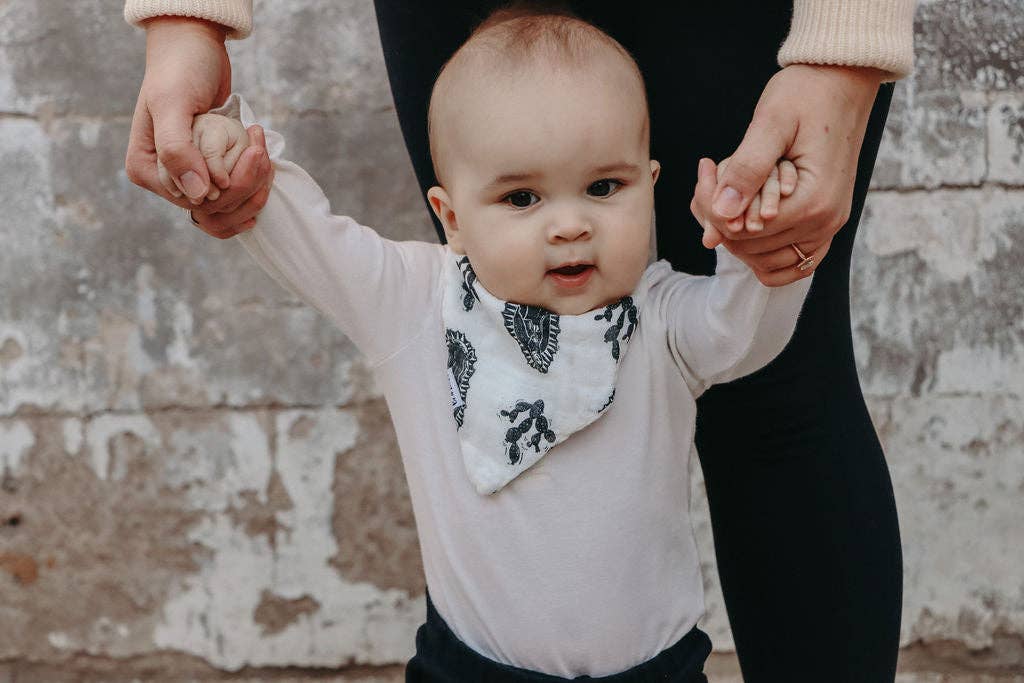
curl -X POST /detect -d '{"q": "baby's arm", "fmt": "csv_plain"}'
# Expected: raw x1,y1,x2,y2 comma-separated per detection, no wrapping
653,243,813,398
716,156,798,232
191,93,443,366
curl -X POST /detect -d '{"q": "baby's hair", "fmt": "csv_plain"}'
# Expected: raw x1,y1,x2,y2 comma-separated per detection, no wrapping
427,1,651,187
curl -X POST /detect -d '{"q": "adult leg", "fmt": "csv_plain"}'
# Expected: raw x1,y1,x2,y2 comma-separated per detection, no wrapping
616,3,903,680
373,0,503,243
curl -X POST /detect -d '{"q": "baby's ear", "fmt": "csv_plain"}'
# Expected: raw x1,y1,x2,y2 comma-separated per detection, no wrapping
650,160,661,185
426,186,464,253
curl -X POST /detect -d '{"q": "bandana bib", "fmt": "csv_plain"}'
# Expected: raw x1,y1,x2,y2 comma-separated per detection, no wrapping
442,249,647,495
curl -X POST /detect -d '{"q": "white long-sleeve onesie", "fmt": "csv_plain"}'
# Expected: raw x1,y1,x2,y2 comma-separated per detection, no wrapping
210,93,813,678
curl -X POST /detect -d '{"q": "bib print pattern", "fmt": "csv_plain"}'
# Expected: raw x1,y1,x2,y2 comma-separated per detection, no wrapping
500,399,556,466
440,248,649,495
502,304,561,373
445,329,477,429
594,297,638,362
458,256,480,312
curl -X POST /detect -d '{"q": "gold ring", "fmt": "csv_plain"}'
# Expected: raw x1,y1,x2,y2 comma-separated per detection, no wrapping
790,243,815,272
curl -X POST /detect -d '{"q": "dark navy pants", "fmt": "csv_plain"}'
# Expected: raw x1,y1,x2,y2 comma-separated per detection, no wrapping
406,591,711,682
374,2,903,680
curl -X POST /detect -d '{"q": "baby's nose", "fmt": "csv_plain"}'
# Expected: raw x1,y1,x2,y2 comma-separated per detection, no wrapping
548,216,592,242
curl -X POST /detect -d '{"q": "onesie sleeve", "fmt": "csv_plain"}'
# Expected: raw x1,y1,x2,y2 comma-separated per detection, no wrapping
207,92,443,367
777,0,918,82
124,0,253,40
649,246,813,398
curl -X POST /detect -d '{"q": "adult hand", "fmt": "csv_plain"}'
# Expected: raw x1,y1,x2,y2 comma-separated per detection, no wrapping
692,155,825,286
125,15,271,235
693,64,887,286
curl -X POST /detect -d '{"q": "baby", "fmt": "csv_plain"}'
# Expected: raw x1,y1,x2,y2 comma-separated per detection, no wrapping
188,6,812,681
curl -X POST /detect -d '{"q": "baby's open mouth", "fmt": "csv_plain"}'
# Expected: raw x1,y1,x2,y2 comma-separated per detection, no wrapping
549,264,592,276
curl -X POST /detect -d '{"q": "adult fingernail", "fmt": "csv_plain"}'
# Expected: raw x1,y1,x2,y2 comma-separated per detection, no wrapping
713,186,742,218
180,170,206,199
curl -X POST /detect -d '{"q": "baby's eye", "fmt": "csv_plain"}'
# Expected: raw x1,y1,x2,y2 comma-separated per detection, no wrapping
588,179,623,197
502,190,539,209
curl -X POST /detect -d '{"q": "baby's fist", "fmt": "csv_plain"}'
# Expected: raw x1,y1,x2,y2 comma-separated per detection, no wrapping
190,113,250,201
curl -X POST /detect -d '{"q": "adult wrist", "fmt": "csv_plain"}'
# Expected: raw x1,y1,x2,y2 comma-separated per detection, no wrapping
826,65,890,87
784,64,885,113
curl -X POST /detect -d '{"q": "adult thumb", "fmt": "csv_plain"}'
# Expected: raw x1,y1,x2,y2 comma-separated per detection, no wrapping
711,118,790,221
151,105,209,201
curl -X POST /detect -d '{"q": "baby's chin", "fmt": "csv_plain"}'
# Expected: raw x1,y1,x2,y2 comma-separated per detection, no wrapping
541,285,639,316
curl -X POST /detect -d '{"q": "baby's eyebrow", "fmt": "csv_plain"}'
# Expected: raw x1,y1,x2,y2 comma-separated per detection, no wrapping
482,163,641,193
484,172,541,192
592,162,642,176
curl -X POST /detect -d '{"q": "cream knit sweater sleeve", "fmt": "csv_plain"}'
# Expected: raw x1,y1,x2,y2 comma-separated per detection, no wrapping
124,0,252,40
124,1,916,74
777,0,917,82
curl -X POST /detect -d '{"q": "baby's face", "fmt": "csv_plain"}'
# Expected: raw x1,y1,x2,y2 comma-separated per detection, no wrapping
427,57,659,315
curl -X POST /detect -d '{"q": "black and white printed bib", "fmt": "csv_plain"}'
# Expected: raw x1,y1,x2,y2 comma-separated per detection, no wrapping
441,248,647,495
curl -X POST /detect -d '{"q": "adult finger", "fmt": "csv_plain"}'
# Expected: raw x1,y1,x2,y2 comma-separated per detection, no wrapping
156,157,183,198
710,157,748,233
189,206,253,240
711,111,796,224
248,124,267,159
727,239,821,271
126,89,172,198
710,163,840,243
718,226,829,256
192,179,271,236
127,95,216,212
151,100,210,203
753,239,830,287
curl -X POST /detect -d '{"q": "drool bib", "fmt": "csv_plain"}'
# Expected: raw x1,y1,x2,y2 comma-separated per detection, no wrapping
441,250,647,495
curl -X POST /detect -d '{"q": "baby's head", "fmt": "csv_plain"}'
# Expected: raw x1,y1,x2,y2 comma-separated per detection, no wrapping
425,5,660,315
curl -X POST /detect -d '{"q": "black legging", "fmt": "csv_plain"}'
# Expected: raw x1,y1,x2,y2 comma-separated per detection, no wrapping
373,2,903,680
